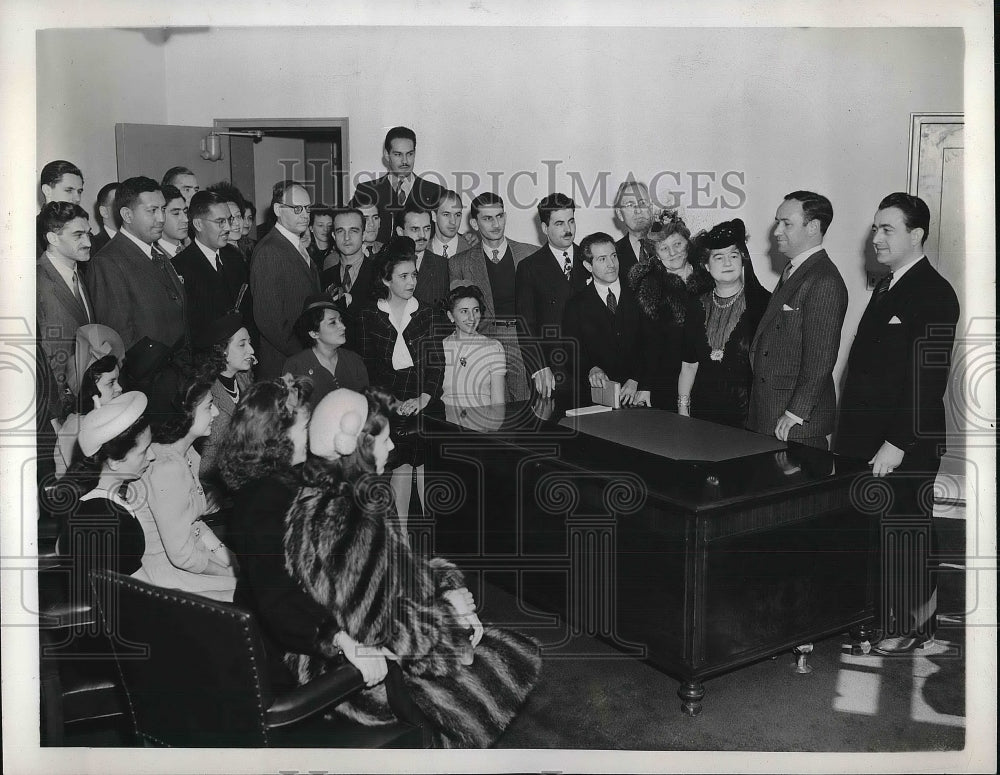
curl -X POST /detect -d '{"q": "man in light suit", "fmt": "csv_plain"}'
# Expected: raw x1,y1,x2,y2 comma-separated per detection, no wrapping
36,202,95,414
515,193,589,397
352,126,447,245
561,232,650,408
449,192,536,401
173,191,255,345
836,193,960,653
87,176,187,350
249,180,320,379
429,189,477,260
748,190,848,449
396,204,449,309
613,180,653,278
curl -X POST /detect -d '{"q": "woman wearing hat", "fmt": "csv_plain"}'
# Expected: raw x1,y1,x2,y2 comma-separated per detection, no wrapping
53,324,126,478
282,293,369,410
192,311,256,486
353,237,444,528
678,219,771,428
66,392,154,581
627,210,706,411
138,380,236,602
282,388,542,748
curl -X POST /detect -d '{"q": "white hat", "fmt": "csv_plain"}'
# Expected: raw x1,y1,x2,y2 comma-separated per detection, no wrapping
78,391,147,457
309,389,368,459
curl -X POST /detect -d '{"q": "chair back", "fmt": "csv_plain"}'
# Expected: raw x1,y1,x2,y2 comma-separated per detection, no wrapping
91,569,277,746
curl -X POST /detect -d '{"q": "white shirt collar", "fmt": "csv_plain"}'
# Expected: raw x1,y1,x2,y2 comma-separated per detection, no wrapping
195,238,220,269
548,243,574,263
104,225,118,239
393,173,414,193
593,278,621,303
888,255,924,288
45,250,78,287
275,221,303,247
415,250,425,270
432,234,459,256
629,234,643,258
787,243,824,273
157,238,182,257
121,227,153,258
341,250,364,269
482,239,509,262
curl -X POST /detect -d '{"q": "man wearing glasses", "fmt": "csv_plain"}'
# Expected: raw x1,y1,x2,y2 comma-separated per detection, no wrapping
613,180,653,278
87,176,187,350
173,190,255,345
249,180,320,378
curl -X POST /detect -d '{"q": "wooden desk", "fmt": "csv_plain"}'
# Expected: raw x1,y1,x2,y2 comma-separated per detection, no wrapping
423,400,879,715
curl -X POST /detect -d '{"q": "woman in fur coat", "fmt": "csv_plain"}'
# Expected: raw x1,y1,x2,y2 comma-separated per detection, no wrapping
283,387,542,748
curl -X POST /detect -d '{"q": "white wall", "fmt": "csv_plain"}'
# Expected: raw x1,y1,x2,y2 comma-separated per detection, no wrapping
36,28,167,213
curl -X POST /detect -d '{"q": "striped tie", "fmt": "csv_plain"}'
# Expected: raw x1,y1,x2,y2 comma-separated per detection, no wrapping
874,272,893,302
606,289,617,316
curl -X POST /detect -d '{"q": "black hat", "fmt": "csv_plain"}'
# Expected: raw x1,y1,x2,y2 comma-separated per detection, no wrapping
194,311,245,350
299,293,346,320
123,337,171,383
700,218,747,251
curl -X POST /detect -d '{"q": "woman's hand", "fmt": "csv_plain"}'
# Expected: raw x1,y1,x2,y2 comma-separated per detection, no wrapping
445,588,484,646
334,631,392,687
397,394,431,416
632,390,651,407
459,612,484,647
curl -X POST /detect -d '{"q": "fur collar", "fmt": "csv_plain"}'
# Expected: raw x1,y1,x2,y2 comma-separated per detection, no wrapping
627,261,713,324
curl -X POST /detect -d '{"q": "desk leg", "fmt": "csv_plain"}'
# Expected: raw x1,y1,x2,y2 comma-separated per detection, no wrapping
678,680,705,716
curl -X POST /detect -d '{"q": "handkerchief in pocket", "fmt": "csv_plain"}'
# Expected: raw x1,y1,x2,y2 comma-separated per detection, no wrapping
888,315,902,324
781,303,796,312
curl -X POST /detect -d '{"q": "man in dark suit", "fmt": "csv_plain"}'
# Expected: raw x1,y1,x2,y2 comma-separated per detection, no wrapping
395,204,448,309
89,181,118,253
326,208,377,316
36,202,95,414
249,180,320,379
449,192,537,401
348,190,384,260
613,179,653,278
836,193,960,654
561,232,649,408
161,166,200,205
87,176,187,350
515,193,589,397
173,191,255,345
748,190,848,449
429,189,477,260
156,185,189,258
352,126,447,244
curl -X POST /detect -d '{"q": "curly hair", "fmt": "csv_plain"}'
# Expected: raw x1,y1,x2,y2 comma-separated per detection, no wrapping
374,238,418,299
152,380,214,444
446,285,486,315
192,342,228,384
218,376,314,491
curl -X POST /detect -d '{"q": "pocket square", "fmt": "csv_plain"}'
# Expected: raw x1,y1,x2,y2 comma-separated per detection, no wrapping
888,315,902,324
781,304,796,312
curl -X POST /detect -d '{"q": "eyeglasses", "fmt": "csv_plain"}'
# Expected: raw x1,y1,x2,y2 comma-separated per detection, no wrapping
277,203,311,215
620,200,650,211
203,216,237,228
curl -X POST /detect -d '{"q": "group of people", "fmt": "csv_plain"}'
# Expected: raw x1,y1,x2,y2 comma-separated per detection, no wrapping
37,122,959,742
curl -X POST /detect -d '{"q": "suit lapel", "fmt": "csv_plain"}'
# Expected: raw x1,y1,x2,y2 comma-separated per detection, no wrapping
41,257,89,323
756,250,826,337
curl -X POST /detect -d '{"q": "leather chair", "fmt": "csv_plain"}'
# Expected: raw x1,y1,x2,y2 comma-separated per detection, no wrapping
90,569,425,747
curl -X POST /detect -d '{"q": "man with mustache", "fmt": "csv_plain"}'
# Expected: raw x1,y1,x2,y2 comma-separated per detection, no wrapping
396,203,448,309
515,193,588,398
352,126,447,245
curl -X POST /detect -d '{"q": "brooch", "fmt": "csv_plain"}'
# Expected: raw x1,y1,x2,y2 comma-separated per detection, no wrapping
710,349,724,361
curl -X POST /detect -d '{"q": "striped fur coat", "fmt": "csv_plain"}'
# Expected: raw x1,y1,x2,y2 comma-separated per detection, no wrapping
283,458,542,748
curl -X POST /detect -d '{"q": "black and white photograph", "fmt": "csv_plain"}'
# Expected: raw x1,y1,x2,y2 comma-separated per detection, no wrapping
1,1,995,773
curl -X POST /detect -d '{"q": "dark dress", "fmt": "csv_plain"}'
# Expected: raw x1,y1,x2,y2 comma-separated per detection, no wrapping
230,470,336,692
281,347,370,410
628,261,704,410
688,265,771,428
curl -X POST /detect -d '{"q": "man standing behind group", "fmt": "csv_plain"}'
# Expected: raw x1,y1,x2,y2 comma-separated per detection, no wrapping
396,204,448,308
38,160,85,255
748,190,848,449
87,176,187,350
90,182,118,253
613,180,653,277
430,190,477,260
450,192,536,401
516,193,588,397
162,166,200,205
307,207,337,274
349,190,384,260
836,193,959,654
353,126,447,245
156,185,189,258
174,191,255,343
250,180,319,378
325,208,377,315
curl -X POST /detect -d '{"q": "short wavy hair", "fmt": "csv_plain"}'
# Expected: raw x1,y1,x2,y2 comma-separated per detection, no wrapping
153,380,214,445
78,354,119,414
218,376,313,491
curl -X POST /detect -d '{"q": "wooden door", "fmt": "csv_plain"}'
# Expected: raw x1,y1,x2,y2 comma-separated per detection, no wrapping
115,123,231,188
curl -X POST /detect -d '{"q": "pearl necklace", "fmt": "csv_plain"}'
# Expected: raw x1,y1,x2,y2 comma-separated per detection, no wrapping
712,286,744,309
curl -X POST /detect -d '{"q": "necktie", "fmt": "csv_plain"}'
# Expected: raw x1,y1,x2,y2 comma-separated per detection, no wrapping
213,252,220,271
776,262,792,290
874,272,893,302
343,264,353,292
606,289,617,316
562,251,572,280
492,249,500,264
71,271,90,320
395,181,406,207
441,244,449,260
151,242,183,299
365,245,373,258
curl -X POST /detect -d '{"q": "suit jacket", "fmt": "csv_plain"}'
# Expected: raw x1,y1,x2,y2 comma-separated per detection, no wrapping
329,256,379,336
448,240,536,325
748,249,848,439
835,257,959,465
353,174,448,244
353,301,445,401
414,249,449,310
249,227,320,379
172,241,255,344
561,282,646,406
36,255,93,405
431,232,476,260
90,228,111,254
614,234,642,278
86,231,187,350
515,244,590,379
